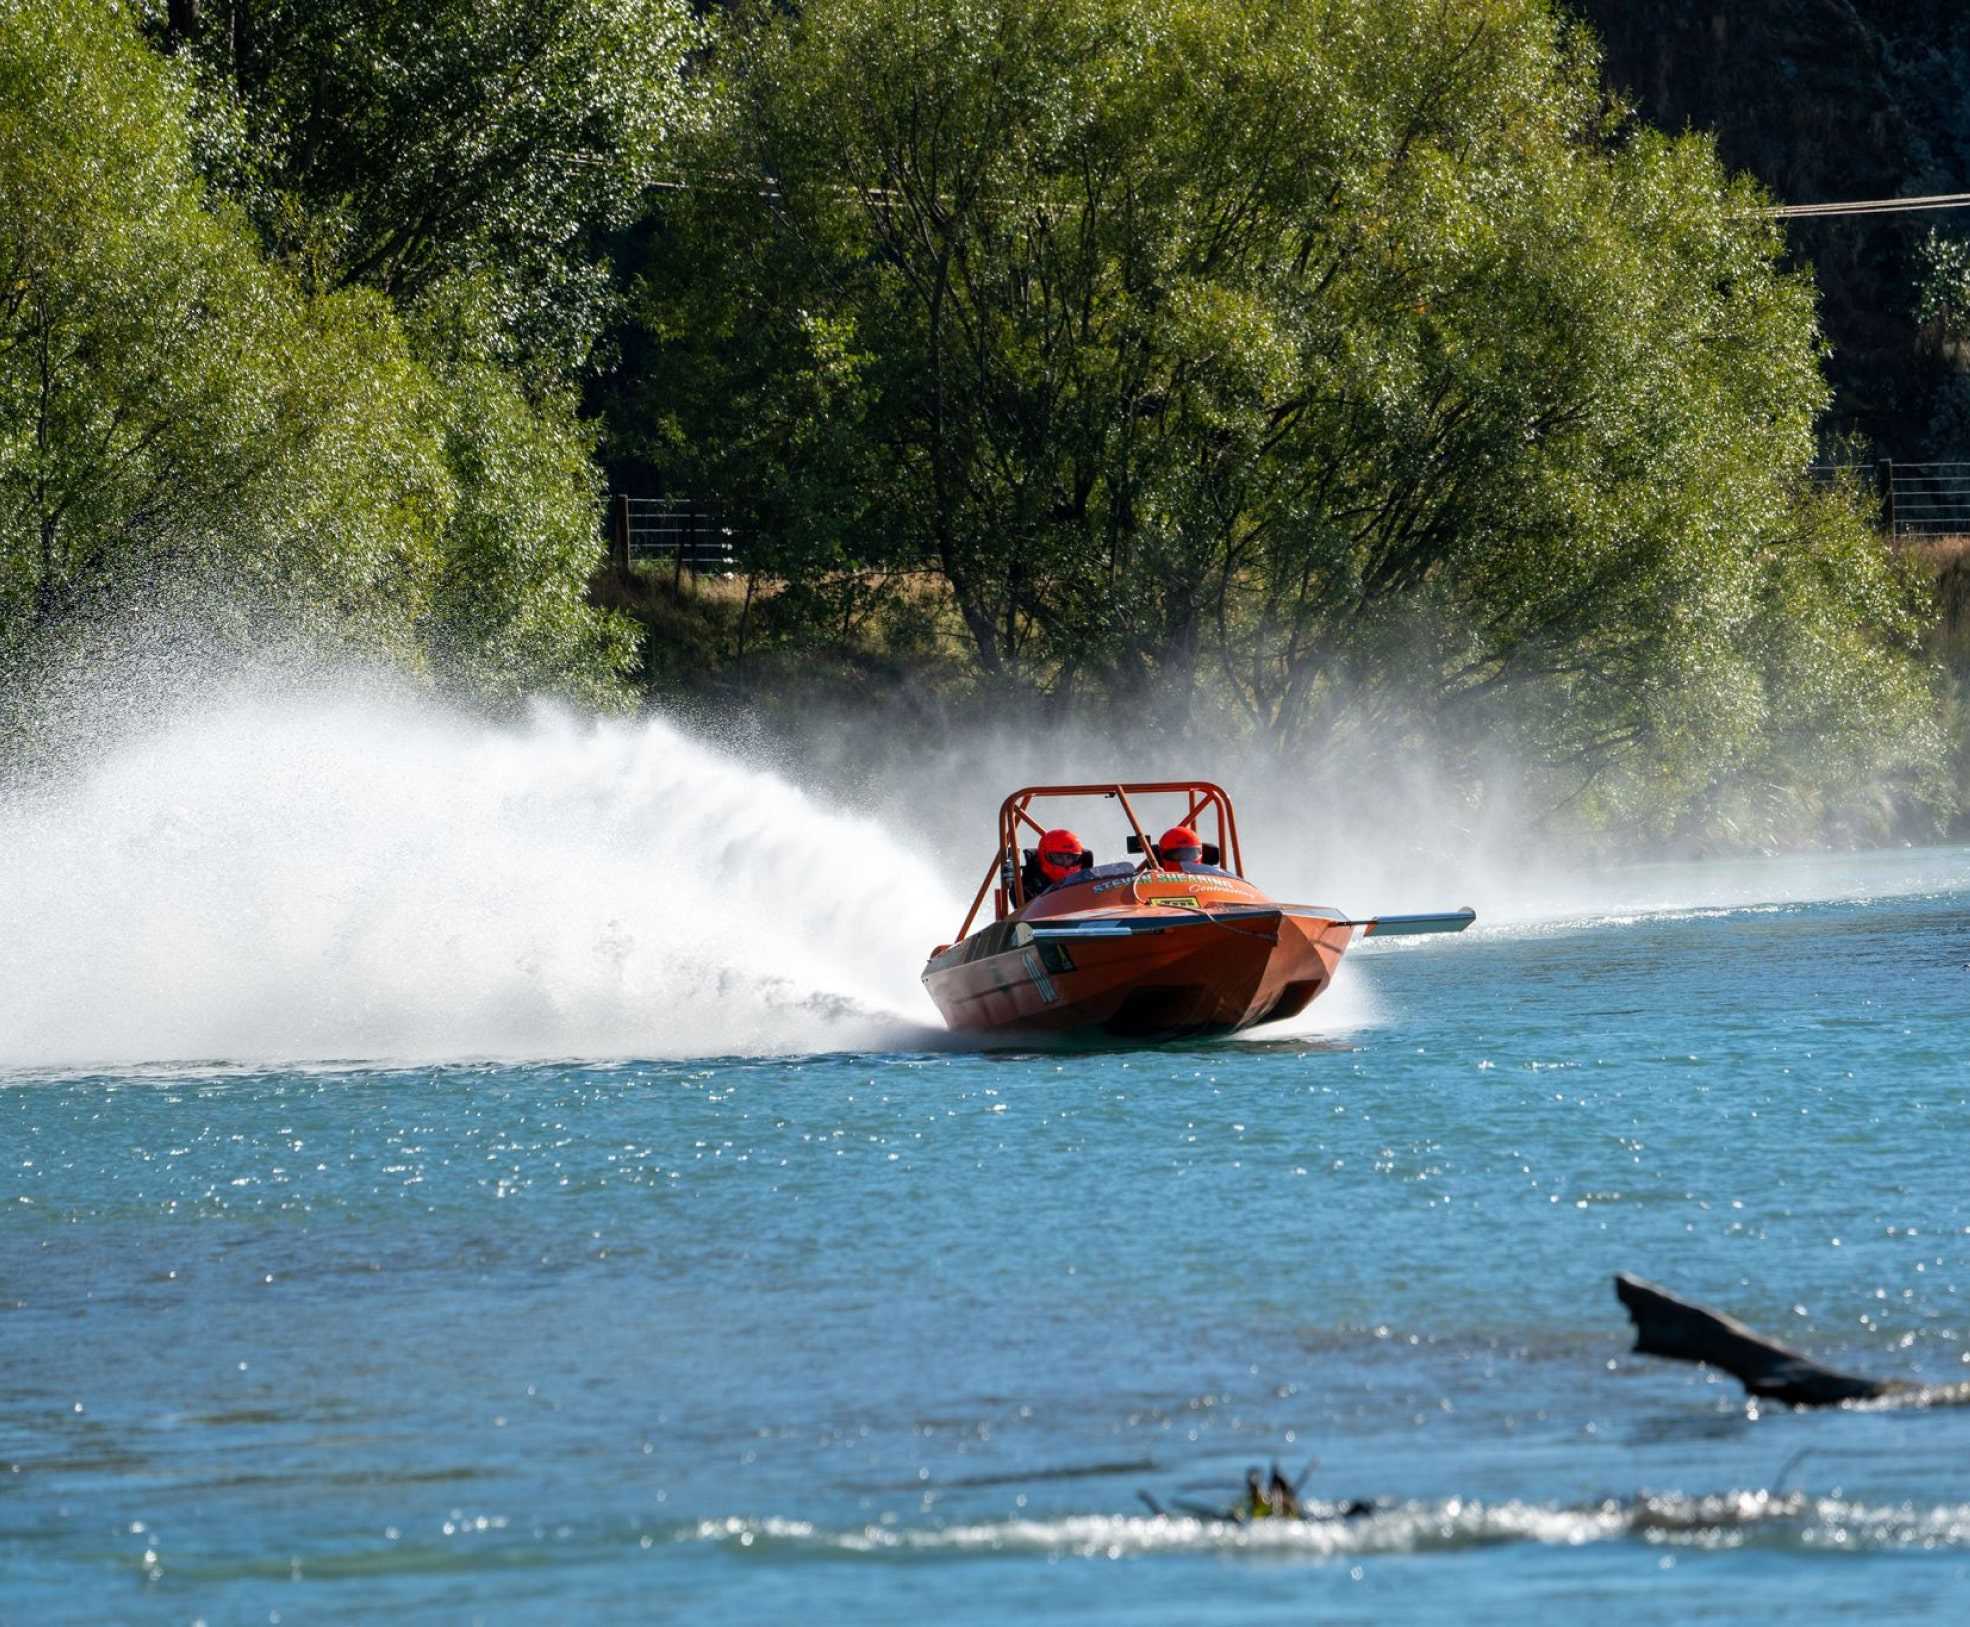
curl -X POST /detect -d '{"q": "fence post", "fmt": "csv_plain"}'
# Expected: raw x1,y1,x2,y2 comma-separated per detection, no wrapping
612,493,630,573
1878,460,1896,536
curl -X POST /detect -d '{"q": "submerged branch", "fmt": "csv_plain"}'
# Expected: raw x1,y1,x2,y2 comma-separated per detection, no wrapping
1615,1273,1970,1408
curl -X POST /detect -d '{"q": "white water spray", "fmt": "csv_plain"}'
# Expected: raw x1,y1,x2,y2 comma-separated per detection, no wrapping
17,671,1936,1070
0,692,962,1067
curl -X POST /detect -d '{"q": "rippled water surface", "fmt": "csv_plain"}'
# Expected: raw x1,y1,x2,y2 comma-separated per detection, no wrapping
7,847,1970,1623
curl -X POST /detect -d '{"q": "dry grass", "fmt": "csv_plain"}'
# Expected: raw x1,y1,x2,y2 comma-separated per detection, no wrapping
1899,533,1970,573
615,562,757,605
587,556,981,699
1903,535,1970,666
612,559,956,606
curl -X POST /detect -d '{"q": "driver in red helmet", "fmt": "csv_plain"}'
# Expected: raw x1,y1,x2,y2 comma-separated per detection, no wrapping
1157,824,1204,869
1032,827,1089,893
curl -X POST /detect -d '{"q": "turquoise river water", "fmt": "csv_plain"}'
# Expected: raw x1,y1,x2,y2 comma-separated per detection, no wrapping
4,709,1970,1624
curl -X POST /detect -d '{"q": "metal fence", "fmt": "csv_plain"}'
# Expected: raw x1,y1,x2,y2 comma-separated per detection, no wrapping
605,495,745,578
613,468,1970,568
1808,461,1970,536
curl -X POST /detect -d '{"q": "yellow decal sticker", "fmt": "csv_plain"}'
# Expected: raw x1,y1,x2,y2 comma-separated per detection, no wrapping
1149,896,1201,911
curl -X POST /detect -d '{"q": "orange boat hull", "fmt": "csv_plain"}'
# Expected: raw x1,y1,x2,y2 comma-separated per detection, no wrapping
923,782,1471,1042
922,890,1355,1040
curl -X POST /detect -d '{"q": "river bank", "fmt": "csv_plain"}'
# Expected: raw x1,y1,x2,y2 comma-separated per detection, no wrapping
592,535,1970,854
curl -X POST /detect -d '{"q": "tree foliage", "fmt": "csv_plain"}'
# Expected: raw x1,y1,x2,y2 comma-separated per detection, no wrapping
0,0,634,707
0,0,1948,838
137,0,703,378
410,279,639,707
1580,0,1970,462
629,0,1941,828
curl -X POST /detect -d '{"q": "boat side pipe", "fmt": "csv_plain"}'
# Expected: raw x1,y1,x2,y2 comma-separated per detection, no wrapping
1273,907,1475,935
1000,796,1049,914
1177,788,1241,877
1348,908,1477,937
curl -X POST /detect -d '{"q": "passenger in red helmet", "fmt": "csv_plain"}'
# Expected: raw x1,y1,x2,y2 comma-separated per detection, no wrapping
1034,827,1088,889
1157,825,1204,868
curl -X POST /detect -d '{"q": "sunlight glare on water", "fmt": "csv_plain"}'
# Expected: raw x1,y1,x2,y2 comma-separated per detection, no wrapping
4,699,1970,1624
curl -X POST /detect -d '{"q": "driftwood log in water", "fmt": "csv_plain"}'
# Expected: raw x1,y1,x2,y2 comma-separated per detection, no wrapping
1614,1273,1926,1407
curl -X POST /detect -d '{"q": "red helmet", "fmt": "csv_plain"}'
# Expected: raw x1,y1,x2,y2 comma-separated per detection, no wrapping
1158,825,1203,865
1036,827,1086,883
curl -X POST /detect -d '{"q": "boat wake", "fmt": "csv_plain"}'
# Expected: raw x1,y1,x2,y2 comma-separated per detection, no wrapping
683,1489,1970,1561
24,670,1923,1069
1464,848,1970,940
117,1488,1970,1591
0,688,960,1067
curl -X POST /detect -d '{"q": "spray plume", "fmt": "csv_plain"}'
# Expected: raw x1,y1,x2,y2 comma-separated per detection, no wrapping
7,659,1958,1070
0,687,962,1067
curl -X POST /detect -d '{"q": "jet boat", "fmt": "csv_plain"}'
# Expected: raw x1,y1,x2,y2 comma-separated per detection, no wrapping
921,781,1474,1040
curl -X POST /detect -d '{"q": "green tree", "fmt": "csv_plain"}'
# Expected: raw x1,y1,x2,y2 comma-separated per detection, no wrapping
0,0,447,666
139,0,703,378
617,182,903,676
410,278,639,707
0,0,633,711
641,0,1940,828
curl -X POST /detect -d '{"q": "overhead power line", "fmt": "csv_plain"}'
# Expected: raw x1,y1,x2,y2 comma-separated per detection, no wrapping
646,163,1970,226
1765,190,1970,220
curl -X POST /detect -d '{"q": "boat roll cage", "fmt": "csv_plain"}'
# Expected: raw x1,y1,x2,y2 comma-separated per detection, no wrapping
953,781,1247,942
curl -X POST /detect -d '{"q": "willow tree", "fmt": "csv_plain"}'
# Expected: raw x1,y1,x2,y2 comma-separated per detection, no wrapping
648,0,1940,829
139,0,704,380
0,0,636,717
0,0,442,663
